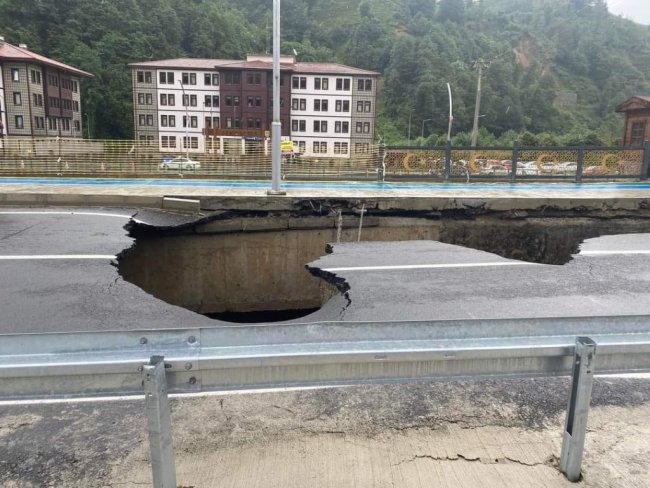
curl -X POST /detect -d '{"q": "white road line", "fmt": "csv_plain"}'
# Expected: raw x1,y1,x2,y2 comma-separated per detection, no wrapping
323,261,539,272
580,250,650,256
0,211,145,224
0,255,117,260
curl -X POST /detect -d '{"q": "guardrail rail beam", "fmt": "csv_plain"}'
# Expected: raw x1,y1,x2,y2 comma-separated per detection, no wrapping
560,337,597,482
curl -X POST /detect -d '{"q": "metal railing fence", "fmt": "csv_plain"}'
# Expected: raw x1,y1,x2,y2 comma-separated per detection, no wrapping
2,315,650,485
0,137,378,180
1,137,650,182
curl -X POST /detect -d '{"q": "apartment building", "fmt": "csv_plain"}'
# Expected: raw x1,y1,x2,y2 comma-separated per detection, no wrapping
129,54,379,158
0,36,92,139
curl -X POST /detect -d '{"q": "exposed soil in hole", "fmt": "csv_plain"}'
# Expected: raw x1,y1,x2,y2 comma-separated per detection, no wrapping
118,213,650,323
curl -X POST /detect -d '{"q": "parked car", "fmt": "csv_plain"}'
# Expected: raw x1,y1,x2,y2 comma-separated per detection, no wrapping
583,165,609,176
481,164,509,175
558,161,578,173
159,156,201,171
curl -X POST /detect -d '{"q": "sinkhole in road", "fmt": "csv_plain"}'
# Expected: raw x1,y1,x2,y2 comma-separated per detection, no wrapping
117,214,650,323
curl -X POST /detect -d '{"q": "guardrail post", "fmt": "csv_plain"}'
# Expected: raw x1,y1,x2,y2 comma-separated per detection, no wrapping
142,355,177,488
576,145,585,183
510,140,519,182
560,337,597,482
642,140,650,181
444,141,451,180
376,138,385,183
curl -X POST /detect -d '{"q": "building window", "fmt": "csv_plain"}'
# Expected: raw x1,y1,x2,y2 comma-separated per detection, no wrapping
74,100,79,111
205,73,219,86
139,115,145,126
356,122,363,133
33,94,43,107
631,121,646,146
181,72,197,85
147,115,154,126
62,119,71,131
334,142,348,154
13,92,22,105
34,116,44,129
314,77,329,90
31,70,41,84
205,95,213,107
314,99,329,112
168,94,175,106
137,71,152,83
159,72,174,84
74,120,81,132
169,115,176,127
161,115,168,127
292,76,307,89
336,78,351,91
363,122,370,133
364,101,371,112
183,137,199,149
335,100,350,112
246,72,262,84
357,100,364,112
313,120,327,133
313,141,327,154
11,69,19,82
205,116,220,129
161,135,177,148
224,72,241,84
355,143,370,154
357,78,373,91
297,141,306,153
160,94,168,106
138,93,145,105
334,121,349,134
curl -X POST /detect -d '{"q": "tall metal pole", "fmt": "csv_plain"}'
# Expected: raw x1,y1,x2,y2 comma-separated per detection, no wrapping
446,82,453,142
268,0,285,194
470,61,487,147
179,81,190,160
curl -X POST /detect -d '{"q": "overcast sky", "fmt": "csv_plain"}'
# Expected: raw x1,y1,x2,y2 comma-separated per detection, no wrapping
608,0,650,25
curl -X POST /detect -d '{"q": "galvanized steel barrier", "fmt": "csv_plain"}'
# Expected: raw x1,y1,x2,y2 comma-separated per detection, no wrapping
2,315,650,485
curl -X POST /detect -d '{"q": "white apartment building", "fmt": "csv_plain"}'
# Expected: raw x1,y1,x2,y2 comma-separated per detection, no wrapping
130,55,379,158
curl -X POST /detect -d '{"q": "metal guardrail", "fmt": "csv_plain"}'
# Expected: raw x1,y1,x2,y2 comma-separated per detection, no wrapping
2,315,650,485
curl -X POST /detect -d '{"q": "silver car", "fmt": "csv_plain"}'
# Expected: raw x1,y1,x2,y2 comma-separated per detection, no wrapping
159,156,201,171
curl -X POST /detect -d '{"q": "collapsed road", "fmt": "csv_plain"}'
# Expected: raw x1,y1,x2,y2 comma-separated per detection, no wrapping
1,204,650,487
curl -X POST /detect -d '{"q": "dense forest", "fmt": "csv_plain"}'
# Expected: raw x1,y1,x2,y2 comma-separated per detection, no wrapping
1,0,649,145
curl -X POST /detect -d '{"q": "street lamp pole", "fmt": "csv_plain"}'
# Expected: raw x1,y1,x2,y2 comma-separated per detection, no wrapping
421,118,433,139
179,80,190,160
268,0,285,194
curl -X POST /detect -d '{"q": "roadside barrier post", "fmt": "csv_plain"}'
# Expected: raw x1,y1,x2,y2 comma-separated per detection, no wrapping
560,337,597,482
142,356,177,488
576,146,585,183
444,142,451,180
642,140,650,181
510,140,519,182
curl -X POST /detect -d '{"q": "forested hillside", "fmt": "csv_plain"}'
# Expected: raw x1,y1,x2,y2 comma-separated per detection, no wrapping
1,0,649,145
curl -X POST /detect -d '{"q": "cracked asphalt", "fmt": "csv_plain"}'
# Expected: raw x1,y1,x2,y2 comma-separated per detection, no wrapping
1,207,650,486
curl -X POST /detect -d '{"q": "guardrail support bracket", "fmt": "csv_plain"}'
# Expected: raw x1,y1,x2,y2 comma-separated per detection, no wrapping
143,355,177,488
560,337,597,482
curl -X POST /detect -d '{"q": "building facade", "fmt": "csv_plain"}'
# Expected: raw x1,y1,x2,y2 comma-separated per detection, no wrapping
615,96,650,146
129,54,379,158
0,36,92,139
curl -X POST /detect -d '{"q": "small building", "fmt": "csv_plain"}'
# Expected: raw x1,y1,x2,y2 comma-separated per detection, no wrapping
0,36,93,139
129,54,380,158
615,96,650,146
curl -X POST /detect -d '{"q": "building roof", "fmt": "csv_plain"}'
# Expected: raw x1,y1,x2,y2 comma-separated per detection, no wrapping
129,57,380,76
0,41,93,78
615,96,650,112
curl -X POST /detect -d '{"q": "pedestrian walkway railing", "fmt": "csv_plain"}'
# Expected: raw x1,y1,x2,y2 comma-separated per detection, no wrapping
2,315,650,485
1,137,649,182
383,142,650,182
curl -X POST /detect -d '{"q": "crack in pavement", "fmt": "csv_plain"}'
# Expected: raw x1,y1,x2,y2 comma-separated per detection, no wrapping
393,453,558,468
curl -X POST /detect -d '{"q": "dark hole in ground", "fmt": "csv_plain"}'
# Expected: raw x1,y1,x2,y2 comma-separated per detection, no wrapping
118,214,650,324
206,308,321,323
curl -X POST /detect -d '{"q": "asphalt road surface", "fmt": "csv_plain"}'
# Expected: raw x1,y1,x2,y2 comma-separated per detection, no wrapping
1,207,650,488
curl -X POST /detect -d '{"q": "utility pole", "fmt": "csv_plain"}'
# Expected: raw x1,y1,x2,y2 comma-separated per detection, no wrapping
268,0,285,194
470,60,489,147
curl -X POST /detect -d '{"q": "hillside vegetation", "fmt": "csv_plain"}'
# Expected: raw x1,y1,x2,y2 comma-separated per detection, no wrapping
1,0,649,145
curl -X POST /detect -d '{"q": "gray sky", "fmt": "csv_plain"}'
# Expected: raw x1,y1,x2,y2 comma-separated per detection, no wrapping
608,0,650,25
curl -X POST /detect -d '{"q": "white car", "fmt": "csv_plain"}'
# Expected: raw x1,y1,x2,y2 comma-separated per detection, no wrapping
159,157,201,171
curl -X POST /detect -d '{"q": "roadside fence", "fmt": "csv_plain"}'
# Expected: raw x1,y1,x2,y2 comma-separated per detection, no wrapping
0,137,649,182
